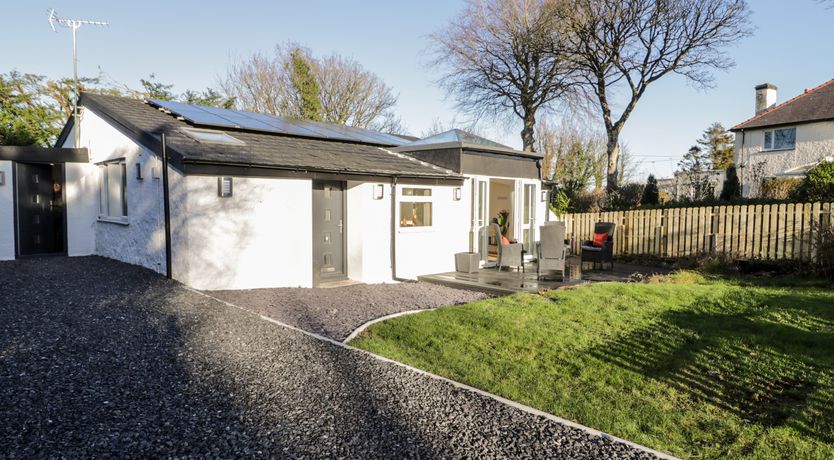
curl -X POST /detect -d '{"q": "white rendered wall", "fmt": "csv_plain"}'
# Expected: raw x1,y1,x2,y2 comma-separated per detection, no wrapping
395,183,469,279
65,108,167,273
346,181,394,283
0,160,14,260
734,120,834,197
64,162,98,256
177,175,313,290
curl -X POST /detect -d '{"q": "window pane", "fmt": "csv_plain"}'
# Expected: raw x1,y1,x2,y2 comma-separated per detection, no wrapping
478,181,486,222
774,128,796,149
106,163,125,217
120,163,128,216
403,188,431,197
399,202,432,227
99,166,107,215
523,184,534,224
764,131,772,149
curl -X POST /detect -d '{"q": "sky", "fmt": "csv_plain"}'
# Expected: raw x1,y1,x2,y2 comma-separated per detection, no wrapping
2,0,833,179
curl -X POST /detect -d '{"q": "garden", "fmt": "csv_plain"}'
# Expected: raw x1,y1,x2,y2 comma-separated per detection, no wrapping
351,271,834,459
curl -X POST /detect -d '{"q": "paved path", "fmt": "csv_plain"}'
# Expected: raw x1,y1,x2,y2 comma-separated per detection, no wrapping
0,257,654,458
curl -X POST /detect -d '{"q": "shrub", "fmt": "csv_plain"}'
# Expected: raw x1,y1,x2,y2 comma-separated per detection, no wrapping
606,183,644,210
760,177,802,200
569,189,606,213
812,221,834,278
719,165,741,201
640,174,660,206
549,189,570,216
792,161,834,202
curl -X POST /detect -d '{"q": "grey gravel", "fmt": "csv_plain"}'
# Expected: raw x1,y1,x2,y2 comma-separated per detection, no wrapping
0,256,657,458
211,281,491,341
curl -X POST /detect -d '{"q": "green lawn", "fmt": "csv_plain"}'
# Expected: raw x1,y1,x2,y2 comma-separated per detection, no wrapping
350,272,834,459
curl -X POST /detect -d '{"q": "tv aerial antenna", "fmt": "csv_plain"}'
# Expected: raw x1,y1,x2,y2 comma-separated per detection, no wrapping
48,8,108,148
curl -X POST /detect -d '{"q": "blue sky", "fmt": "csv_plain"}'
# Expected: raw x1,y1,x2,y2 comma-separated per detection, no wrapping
2,0,832,178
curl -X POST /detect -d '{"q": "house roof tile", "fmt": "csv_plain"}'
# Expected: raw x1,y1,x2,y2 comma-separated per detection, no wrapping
731,78,834,131
76,93,461,181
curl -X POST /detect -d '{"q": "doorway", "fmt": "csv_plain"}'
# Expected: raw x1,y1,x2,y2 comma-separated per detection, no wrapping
15,162,66,256
312,180,346,285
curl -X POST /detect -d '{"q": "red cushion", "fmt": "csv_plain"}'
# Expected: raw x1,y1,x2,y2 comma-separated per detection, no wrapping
501,236,511,246
592,232,607,247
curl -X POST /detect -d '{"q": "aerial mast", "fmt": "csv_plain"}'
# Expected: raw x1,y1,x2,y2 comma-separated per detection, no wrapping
48,8,108,148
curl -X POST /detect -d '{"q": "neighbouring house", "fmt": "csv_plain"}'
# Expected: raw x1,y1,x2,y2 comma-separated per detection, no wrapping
731,79,834,197
657,169,726,201
0,93,545,289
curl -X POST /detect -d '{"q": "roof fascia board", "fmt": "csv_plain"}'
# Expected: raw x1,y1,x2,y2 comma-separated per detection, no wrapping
182,160,464,185
79,95,186,172
0,146,89,163
730,116,834,132
395,141,541,159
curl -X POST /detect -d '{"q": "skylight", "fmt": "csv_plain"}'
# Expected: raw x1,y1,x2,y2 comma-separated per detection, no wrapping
181,128,245,145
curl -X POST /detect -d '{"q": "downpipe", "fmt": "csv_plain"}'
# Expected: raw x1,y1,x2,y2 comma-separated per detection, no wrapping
389,176,408,282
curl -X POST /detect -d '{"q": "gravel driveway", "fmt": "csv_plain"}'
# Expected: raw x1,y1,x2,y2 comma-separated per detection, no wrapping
211,282,490,341
0,257,656,458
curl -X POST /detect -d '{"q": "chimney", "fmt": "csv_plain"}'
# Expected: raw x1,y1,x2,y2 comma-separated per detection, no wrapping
755,83,777,115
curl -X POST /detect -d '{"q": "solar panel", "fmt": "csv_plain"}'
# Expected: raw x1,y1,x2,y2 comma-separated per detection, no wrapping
196,105,277,132
148,99,240,128
147,98,408,146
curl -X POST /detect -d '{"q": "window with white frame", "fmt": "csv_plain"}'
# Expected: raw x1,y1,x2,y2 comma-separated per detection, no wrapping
763,128,796,150
99,160,127,220
399,187,432,227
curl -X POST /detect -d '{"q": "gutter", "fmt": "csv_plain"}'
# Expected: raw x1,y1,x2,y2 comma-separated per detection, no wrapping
180,159,462,184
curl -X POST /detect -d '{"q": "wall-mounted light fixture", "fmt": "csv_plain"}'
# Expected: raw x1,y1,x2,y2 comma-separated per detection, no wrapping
541,190,548,202
218,177,233,197
373,183,384,200
136,162,144,181
454,187,462,201
0,171,5,186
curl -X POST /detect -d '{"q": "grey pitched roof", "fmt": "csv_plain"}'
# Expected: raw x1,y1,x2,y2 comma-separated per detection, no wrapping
732,78,834,131
76,93,460,180
392,129,543,159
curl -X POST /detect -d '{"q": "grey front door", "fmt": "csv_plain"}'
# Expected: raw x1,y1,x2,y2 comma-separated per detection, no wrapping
312,180,345,284
15,162,66,256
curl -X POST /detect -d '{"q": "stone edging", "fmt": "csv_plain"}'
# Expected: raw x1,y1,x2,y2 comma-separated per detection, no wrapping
342,308,436,343
189,287,679,460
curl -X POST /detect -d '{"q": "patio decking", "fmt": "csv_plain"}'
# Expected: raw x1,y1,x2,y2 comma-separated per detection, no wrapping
418,257,671,294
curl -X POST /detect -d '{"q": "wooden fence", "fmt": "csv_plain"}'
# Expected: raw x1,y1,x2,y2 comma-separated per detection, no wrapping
557,202,834,262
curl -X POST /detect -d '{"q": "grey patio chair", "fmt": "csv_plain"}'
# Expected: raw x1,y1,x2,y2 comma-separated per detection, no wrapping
537,222,567,281
492,223,523,272
581,222,616,270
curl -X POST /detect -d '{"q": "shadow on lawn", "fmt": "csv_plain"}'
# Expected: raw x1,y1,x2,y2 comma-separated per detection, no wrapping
591,288,834,444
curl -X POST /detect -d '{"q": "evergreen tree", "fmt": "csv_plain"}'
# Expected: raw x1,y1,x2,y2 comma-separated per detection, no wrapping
720,165,741,201
678,145,714,201
696,122,735,170
640,174,660,206
182,88,236,109
288,48,322,121
0,72,61,146
140,74,176,101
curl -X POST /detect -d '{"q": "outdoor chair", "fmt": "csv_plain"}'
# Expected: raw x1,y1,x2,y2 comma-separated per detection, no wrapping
537,222,566,281
581,222,616,270
492,223,523,272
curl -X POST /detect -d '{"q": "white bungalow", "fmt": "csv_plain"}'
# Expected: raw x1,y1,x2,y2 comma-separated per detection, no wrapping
0,93,546,290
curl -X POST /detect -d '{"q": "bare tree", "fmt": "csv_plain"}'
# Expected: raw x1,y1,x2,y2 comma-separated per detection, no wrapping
616,141,641,185
220,43,401,131
536,118,605,191
561,0,752,191
430,0,578,152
